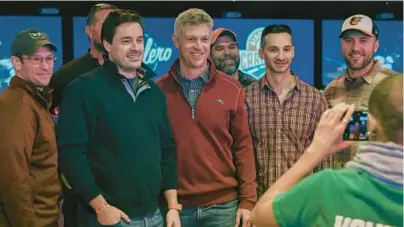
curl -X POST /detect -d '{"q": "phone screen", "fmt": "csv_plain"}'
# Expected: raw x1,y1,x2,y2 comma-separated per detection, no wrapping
343,111,369,141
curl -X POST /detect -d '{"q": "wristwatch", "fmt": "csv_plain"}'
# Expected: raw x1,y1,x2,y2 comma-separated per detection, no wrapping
168,203,183,212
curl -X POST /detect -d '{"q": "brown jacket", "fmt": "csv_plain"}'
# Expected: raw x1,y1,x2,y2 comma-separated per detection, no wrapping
0,76,61,227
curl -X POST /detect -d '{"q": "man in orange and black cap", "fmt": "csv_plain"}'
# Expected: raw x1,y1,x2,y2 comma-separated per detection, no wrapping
210,28,256,87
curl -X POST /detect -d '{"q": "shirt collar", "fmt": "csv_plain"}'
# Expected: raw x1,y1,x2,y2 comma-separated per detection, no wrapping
177,62,210,83
259,71,301,92
9,76,53,109
86,48,110,66
104,60,148,81
345,60,381,85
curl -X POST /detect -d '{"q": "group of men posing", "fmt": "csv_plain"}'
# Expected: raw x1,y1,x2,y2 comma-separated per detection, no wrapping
0,3,402,227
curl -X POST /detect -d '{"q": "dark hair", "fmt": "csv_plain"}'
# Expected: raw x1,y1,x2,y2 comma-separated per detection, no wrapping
86,3,119,26
369,75,403,144
101,9,144,44
15,55,24,62
260,24,292,49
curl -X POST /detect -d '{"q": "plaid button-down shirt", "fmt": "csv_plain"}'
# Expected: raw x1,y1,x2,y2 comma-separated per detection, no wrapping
323,60,399,168
177,65,210,110
244,74,329,196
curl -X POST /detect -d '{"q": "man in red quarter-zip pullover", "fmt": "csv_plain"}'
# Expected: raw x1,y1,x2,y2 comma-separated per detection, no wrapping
156,8,257,227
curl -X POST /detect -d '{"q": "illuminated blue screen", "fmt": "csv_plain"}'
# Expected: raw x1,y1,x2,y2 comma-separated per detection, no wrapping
73,17,315,84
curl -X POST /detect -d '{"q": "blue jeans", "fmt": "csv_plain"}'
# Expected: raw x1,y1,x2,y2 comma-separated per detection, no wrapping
179,200,238,227
77,205,163,227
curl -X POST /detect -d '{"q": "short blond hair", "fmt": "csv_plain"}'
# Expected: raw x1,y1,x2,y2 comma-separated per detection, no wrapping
174,8,213,35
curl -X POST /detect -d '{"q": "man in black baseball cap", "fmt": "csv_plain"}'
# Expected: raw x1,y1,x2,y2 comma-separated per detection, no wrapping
0,28,60,226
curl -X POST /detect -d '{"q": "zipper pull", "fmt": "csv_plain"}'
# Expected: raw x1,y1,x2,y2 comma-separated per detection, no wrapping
192,108,195,119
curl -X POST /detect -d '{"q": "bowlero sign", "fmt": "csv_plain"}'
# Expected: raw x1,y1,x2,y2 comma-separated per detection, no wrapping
143,33,173,73
239,27,266,80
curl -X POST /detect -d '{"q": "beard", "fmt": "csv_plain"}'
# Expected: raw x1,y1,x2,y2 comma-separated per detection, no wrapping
213,54,240,76
343,51,374,71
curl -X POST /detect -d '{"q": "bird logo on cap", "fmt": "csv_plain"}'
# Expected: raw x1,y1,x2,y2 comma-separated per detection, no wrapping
349,16,363,26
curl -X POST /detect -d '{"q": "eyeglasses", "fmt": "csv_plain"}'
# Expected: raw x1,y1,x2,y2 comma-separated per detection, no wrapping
23,56,57,65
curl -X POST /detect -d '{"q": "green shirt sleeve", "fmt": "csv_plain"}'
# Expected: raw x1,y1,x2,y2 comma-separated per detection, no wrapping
272,169,335,227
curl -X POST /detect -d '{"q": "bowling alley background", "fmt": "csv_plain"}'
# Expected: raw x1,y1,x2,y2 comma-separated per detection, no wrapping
0,1,402,92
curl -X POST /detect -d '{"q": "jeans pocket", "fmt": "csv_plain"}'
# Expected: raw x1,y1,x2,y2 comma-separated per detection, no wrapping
220,200,238,208
155,208,161,216
203,201,238,227
101,220,127,227
150,209,164,227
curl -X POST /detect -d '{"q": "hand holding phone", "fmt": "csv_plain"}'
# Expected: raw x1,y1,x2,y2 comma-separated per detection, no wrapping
343,111,369,141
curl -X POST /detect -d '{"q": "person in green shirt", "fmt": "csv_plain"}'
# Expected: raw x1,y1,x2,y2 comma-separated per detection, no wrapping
251,75,403,227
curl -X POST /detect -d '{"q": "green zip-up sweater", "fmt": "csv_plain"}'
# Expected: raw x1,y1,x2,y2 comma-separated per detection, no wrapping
56,61,177,216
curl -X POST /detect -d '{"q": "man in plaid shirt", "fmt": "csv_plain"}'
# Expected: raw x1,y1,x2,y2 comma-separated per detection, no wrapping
244,24,330,197
323,14,402,168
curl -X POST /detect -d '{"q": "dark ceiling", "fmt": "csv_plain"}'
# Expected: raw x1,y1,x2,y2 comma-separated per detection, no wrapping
0,1,402,20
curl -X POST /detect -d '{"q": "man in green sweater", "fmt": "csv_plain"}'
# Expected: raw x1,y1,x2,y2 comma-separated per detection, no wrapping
57,9,181,227
51,4,160,226
251,75,403,227
49,4,121,227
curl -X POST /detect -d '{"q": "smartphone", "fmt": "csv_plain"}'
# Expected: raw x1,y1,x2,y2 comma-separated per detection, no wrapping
343,111,369,141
